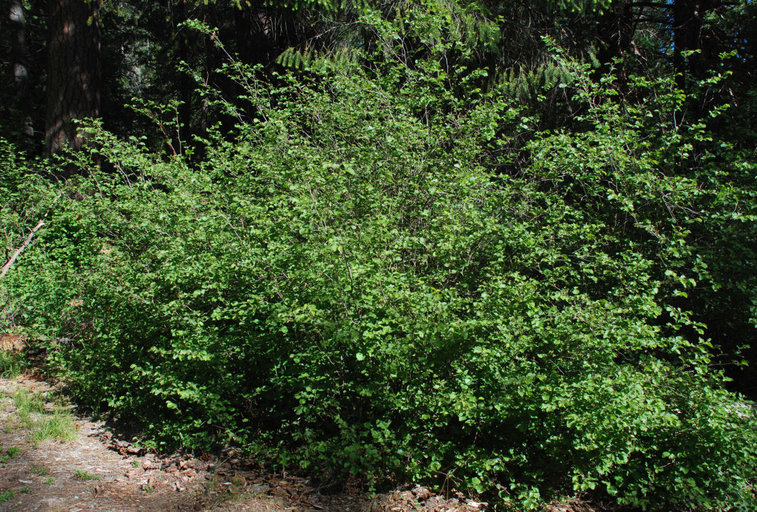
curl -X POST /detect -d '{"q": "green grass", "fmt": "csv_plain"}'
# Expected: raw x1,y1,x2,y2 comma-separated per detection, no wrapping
13,389,45,425
0,490,14,503
0,351,25,378
19,485,30,494
31,412,77,445
44,477,55,486
73,469,100,481
11,389,78,445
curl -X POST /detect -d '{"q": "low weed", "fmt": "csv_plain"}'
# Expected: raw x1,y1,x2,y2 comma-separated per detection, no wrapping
1,445,20,463
73,469,100,481
29,464,49,476
0,490,14,503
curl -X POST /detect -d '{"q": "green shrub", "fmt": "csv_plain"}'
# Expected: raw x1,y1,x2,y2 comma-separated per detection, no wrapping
1,52,755,511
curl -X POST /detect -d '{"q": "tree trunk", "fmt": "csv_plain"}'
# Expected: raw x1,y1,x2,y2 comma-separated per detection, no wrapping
595,0,635,85
597,0,634,60
673,0,717,81
9,0,34,142
45,0,101,155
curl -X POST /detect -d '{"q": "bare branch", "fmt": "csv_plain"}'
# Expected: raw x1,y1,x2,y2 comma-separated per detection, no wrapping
0,220,45,279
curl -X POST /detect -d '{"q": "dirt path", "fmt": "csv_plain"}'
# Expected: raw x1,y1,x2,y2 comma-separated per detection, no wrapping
0,375,489,512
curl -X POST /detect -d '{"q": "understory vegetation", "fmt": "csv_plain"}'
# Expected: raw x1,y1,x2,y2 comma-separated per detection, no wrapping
1,2,756,511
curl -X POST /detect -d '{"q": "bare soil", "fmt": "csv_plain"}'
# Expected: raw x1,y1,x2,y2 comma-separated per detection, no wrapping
0,374,493,512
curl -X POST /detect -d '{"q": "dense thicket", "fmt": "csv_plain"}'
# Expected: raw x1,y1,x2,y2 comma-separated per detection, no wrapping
2,1,756,510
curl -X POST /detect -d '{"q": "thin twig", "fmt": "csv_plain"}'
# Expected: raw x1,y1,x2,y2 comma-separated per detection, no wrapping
1,219,45,278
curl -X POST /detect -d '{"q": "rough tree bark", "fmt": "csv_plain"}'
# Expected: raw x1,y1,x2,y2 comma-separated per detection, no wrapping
45,0,101,155
9,0,34,142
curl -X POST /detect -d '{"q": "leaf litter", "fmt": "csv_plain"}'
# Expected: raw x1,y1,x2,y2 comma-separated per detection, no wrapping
0,374,517,512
